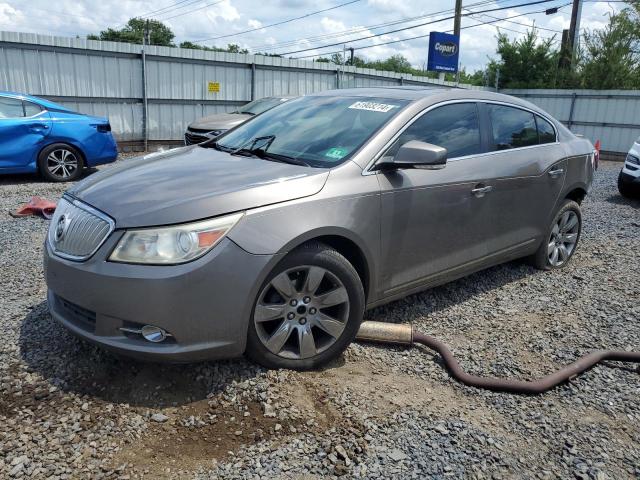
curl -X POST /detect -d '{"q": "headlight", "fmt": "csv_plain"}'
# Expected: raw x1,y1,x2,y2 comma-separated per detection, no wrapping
626,153,639,165
109,212,243,265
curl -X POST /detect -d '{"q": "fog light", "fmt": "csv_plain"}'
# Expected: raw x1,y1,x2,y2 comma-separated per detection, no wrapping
141,325,169,343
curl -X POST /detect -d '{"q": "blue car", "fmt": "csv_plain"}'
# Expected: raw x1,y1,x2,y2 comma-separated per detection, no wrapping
0,91,118,182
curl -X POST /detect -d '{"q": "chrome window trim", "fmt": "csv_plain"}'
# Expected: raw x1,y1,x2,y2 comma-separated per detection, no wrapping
363,98,560,175
0,95,46,119
48,196,116,262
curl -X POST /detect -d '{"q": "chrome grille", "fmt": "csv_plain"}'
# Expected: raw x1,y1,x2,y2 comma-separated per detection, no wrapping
184,128,223,145
48,197,114,261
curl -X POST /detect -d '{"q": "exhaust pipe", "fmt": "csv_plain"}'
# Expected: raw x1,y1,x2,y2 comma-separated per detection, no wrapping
356,321,640,394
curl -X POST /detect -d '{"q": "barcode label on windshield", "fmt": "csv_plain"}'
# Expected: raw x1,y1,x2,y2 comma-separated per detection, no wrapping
348,101,398,113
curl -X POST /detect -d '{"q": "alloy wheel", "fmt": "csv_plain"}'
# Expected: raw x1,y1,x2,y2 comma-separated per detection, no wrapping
547,210,579,267
253,265,350,360
46,149,79,180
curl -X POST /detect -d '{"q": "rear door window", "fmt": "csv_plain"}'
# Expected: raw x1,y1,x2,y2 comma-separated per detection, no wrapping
23,101,43,117
0,97,25,118
386,102,482,159
488,104,538,150
536,115,556,144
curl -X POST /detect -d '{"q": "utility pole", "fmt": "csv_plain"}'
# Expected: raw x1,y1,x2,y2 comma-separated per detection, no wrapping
144,19,151,46
443,0,463,84
453,0,463,37
142,19,150,152
567,0,581,59
558,0,581,70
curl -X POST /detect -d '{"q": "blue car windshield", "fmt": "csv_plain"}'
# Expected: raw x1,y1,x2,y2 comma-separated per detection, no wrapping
213,95,409,167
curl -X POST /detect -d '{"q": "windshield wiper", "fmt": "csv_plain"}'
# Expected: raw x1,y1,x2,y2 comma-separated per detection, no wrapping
217,135,311,167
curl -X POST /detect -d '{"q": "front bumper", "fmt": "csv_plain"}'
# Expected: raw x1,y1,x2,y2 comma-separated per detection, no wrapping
44,237,276,362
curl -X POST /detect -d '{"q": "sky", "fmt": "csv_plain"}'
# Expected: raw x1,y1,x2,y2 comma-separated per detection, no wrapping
0,0,627,72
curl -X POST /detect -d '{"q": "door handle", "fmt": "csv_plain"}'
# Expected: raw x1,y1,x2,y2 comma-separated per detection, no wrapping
30,124,49,130
548,168,564,178
471,185,493,197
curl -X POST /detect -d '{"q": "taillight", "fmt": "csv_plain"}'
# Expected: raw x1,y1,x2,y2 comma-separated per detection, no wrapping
97,124,111,133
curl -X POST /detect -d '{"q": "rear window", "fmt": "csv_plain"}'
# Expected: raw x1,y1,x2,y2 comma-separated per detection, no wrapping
24,101,43,117
488,104,538,150
536,115,556,144
0,97,25,118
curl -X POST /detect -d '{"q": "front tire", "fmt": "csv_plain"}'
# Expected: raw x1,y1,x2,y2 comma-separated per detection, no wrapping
38,143,84,182
531,200,582,270
246,243,365,370
618,171,637,198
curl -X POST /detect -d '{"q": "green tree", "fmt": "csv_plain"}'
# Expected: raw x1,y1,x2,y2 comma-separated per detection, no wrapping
579,5,640,89
180,41,250,54
485,28,559,89
88,18,175,46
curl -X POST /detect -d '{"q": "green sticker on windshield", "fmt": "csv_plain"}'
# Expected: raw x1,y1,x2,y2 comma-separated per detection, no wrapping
325,147,348,160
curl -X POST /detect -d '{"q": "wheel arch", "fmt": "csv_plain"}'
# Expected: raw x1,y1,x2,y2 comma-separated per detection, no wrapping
564,186,587,205
281,228,374,302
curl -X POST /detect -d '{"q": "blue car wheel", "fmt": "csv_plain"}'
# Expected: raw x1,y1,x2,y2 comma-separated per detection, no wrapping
38,143,84,182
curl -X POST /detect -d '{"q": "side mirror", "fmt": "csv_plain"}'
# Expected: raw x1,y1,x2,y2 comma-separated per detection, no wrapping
376,140,448,171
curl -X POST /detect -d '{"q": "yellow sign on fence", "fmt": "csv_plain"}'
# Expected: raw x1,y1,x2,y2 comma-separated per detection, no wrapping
208,81,220,93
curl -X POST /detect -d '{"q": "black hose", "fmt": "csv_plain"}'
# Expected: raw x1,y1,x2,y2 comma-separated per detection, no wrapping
412,331,640,394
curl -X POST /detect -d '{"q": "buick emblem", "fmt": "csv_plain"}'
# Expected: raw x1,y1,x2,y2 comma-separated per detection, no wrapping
54,214,69,242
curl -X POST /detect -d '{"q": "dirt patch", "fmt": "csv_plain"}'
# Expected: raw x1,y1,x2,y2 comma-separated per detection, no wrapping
113,399,299,479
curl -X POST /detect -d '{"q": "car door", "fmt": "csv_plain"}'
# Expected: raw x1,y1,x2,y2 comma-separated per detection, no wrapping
0,97,51,169
478,103,567,256
376,102,495,295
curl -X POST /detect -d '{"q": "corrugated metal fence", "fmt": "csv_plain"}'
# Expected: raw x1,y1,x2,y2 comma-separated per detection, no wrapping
2,31,637,156
503,89,640,158
0,31,482,145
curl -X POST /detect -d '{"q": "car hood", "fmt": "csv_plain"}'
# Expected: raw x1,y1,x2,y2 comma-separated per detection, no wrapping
189,113,252,131
67,146,329,228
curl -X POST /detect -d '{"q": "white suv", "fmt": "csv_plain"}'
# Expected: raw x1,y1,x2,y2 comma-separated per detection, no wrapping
618,135,640,198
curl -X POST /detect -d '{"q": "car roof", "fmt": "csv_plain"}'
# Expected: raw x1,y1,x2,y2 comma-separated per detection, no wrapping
0,90,73,112
310,86,552,117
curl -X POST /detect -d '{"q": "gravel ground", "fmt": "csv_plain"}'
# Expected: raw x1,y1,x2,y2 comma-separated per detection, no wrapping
0,159,638,479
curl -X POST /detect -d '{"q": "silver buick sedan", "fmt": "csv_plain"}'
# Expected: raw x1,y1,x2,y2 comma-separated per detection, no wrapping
44,87,595,370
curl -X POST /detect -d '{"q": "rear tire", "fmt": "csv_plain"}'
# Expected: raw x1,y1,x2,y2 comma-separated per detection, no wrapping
246,243,365,370
38,143,84,182
530,200,582,271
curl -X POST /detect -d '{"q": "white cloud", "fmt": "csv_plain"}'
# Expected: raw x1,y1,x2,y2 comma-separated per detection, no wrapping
0,0,627,72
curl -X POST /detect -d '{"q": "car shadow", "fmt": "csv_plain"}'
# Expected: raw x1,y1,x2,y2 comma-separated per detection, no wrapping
605,193,640,208
19,301,265,408
19,260,533,408
365,259,537,322
0,168,99,186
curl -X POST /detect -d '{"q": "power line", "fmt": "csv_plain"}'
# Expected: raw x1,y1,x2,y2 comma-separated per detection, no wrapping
466,7,566,33
292,4,567,59
113,0,203,28
248,0,500,52
191,0,363,42
278,0,564,56
160,0,225,20
137,0,200,19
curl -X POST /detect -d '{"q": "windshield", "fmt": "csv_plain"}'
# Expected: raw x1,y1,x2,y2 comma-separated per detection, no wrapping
214,95,409,167
237,97,288,115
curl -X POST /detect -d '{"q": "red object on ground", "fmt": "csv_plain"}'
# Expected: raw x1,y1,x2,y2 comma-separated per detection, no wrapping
10,196,57,219
594,139,600,170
